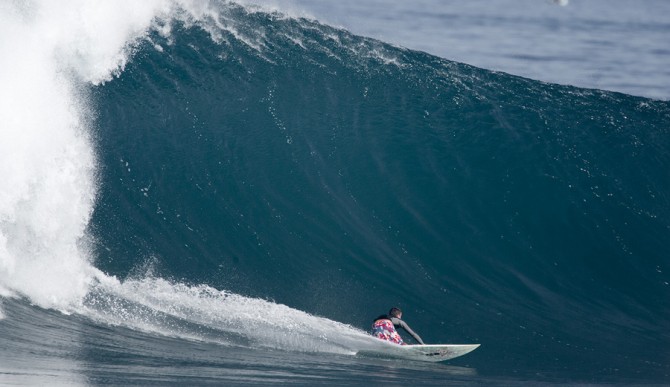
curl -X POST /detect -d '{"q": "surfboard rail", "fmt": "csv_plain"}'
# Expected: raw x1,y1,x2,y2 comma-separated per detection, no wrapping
357,343,480,362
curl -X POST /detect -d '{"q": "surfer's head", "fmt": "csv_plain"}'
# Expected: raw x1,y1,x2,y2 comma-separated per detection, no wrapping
389,307,402,318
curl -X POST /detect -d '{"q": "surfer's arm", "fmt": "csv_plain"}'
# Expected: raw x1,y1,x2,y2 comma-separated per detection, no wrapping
393,318,425,344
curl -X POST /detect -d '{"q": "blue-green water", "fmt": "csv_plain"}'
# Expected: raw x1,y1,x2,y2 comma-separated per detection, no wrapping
1,1,669,385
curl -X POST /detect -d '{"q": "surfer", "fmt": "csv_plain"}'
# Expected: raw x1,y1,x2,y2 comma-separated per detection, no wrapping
371,307,424,345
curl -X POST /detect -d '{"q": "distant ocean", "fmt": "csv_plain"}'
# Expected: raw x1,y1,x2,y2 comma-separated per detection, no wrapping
1,1,668,385
291,0,670,101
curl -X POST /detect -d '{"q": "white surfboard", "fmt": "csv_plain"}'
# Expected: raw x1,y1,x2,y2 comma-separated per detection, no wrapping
357,344,480,362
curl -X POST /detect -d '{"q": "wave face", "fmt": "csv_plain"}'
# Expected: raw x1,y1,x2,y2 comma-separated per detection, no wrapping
1,1,669,384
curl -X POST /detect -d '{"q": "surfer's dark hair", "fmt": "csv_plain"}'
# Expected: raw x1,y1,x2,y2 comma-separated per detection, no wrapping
388,307,402,318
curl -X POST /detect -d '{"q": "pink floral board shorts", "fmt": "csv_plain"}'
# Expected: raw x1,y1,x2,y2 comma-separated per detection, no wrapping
371,319,404,345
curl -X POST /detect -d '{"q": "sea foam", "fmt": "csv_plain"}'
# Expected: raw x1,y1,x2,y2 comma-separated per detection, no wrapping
0,0,180,311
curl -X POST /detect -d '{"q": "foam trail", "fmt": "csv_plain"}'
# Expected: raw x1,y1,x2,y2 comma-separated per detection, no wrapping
82,274,378,354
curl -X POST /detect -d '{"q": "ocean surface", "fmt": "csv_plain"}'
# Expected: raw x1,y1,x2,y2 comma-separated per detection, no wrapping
1,0,669,385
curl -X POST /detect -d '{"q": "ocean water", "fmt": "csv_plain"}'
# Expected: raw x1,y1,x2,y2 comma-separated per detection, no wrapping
1,1,669,385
